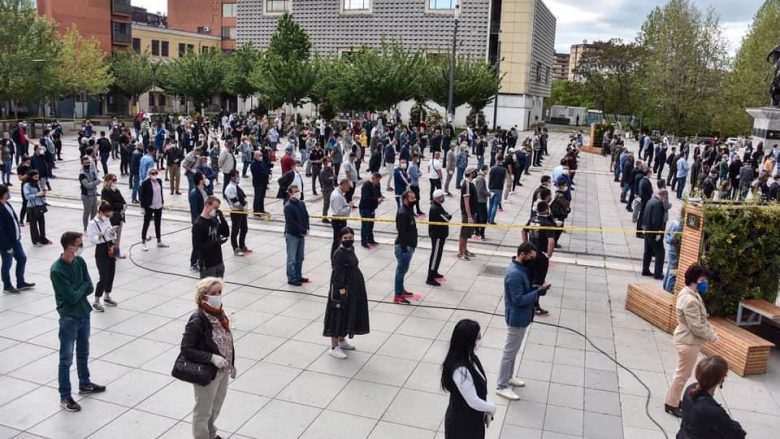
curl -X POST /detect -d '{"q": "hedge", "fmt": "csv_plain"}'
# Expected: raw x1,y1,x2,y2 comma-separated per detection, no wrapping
701,203,780,316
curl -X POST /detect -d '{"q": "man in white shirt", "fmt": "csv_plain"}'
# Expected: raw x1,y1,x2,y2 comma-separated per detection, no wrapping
428,151,443,201
329,179,352,258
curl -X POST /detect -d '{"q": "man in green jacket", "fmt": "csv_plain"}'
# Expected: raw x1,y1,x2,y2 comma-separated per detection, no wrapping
51,231,106,412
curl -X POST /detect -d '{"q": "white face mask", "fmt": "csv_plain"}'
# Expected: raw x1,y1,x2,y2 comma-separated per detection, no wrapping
110,183,117,191
204,294,222,309
474,338,482,352
289,191,301,200
74,246,83,257
208,209,217,218
400,163,407,170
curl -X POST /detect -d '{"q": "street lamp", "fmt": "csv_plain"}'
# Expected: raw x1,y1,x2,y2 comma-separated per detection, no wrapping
446,1,460,125
492,38,502,131
32,59,45,118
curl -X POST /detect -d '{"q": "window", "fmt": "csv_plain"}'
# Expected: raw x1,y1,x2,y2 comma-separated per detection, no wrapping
132,38,141,53
536,62,541,82
151,40,159,56
161,41,169,57
221,26,236,40
178,43,186,57
264,0,290,14
148,92,156,107
343,0,370,11
187,44,195,52
222,3,236,17
545,66,550,84
201,46,213,54
158,94,166,106
428,0,458,10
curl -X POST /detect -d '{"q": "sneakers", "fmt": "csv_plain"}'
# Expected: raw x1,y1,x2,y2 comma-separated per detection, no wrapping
496,388,521,401
190,264,200,272
141,241,148,251
234,249,245,256
402,290,414,297
393,296,411,305
426,278,441,287
241,247,253,254
465,250,476,257
92,302,105,312
339,340,356,350
60,396,81,412
328,347,348,359
508,377,526,387
534,306,549,316
18,282,35,290
156,241,169,248
78,383,106,394
103,297,118,307
457,253,471,261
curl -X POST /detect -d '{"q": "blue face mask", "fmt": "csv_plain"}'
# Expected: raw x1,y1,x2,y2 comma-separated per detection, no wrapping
697,281,708,295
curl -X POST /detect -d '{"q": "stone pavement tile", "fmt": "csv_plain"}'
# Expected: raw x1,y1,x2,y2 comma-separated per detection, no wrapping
0,335,19,351
584,368,619,393
0,341,53,374
547,383,584,410
8,352,61,385
617,368,668,399
106,312,174,338
300,410,378,439
0,425,20,439
99,337,173,368
209,389,270,434
504,400,547,429
91,368,173,407
0,386,71,430
544,405,583,436
619,394,679,434
498,424,542,439
264,339,325,369
355,354,418,387
252,313,311,337
328,379,399,419
230,360,301,397
542,432,581,439
728,409,779,439
384,388,448,431
135,379,194,420
91,408,176,438
584,350,617,372
84,329,137,358
556,330,586,350
584,388,621,417
29,397,128,438
0,376,41,408
0,316,59,342
307,349,372,378
277,370,349,408
139,344,183,375
583,411,623,439
719,379,780,414
621,426,666,439
404,361,444,394
237,399,321,438
377,333,433,361
368,421,435,439
396,315,447,340
232,332,286,361
524,343,556,363
554,346,586,367
583,336,615,356
156,421,193,438
518,358,553,382
515,378,550,404
551,364,585,387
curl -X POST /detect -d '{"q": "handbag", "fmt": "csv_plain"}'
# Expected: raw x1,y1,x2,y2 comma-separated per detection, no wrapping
171,352,216,386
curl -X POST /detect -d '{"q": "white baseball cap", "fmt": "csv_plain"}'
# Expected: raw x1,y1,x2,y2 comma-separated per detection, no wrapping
433,189,446,199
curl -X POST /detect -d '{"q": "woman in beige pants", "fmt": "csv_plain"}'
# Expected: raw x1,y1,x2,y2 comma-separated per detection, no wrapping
664,264,718,418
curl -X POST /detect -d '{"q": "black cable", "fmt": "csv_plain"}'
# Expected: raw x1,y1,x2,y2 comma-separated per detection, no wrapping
127,226,670,439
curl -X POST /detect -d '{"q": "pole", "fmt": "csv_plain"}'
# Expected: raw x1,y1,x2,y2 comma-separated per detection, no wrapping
492,39,501,131
446,4,460,125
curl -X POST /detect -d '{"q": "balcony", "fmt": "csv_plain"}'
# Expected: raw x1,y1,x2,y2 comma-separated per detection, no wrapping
112,0,132,16
112,22,132,45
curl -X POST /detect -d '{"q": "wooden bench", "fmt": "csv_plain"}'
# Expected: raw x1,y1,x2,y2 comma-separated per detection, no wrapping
626,283,676,333
701,317,775,376
736,299,780,327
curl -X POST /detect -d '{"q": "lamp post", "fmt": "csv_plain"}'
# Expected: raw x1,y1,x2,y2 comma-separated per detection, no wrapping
492,39,501,131
446,2,460,125
31,59,45,137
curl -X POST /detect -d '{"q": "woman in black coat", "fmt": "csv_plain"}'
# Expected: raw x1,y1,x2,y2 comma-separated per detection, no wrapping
678,355,745,439
323,227,369,359
100,173,127,258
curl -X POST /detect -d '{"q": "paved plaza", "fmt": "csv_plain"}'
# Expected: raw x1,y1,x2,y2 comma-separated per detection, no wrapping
0,130,778,439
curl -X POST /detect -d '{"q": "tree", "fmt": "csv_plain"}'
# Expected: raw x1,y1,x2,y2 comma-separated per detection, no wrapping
637,0,728,135
546,79,592,110
251,52,319,110
576,39,644,117
463,59,502,125
427,55,501,124
225,42,263,108
714,0,780,135
55,25,114,117
267,12,311,62
158,50,226,112
110,51,155,114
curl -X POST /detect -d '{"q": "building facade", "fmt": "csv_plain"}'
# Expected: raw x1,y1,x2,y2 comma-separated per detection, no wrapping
167,0,237,51
36,0,132,54
567,41,600,82
236,0,555,129
552,52,569,81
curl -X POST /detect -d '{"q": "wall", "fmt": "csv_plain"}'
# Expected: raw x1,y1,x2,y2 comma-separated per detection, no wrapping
167,0,221,36
37,0,112,53
132,24,221,58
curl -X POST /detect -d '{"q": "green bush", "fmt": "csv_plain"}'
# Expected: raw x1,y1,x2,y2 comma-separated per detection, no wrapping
409,102,427,126
701,204,780,315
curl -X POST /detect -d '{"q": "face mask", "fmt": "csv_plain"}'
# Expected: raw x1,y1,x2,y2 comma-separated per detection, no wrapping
474,338,482,353
400,164,407,170
697,280,708,295
74,245,83,257
342,239,354,248
110,183,117,190
204,294,222,309
289,192,300,200
209,209,217,218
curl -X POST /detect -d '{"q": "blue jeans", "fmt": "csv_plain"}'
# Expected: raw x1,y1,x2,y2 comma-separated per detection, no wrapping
663,249,679,292
620,182,630,201
676,177,686,199
524,156,531,174
488,189,502,223
477,155,484,169
456,167,465,188
285,233,305,282
2,159,12,184
58,316,91,398
130,174,140,202
394,244,414,296
242,161,251,177
1,239,27,289
100,153,109,175
359,209,375,245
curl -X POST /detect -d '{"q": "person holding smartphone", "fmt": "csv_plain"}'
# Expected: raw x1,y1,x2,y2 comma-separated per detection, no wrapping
86,201,118,311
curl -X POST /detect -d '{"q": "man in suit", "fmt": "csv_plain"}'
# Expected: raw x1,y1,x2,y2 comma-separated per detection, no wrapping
642,189,668,279
250,151,270,215
0,185,34,293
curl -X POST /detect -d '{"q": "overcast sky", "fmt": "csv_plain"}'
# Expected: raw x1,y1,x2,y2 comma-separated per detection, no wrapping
132,0,762,55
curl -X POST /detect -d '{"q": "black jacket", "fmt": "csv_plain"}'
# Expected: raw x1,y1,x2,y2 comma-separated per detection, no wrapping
395,204,418,250
139,178,164,209
488,165,507,191
358,181,382,211
130,149,143,175
621,160,635,185
642,196,666,232
369,149,382,173
283,198,309,237
192,213,228,267
180,310,235,366
677,384,745,439
250,159,270,187
428,201,451,239
639,177,653,204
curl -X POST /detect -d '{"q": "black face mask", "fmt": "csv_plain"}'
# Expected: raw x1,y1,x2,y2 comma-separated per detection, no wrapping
342,239,354,249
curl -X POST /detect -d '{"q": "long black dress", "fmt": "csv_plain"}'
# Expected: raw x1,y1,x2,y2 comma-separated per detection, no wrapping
323,246,370,338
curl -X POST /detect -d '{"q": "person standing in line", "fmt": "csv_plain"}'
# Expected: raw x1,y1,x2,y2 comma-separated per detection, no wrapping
1,136,15,186
129,142,143,203
342,152,359,203
495,242,548,401
393,158,410,208
427,189,451,287
676,154,689,199
15,156,31,224
1,185,34,294
444,143,457,196
139,168,169,251
635,168,654,238
323,227,370,359
23,170,51,246
309,141,324,195
331,133,344,178
358,172,383,248
442,319,496,439
189,173,209,272
166,140,183,195
456,143,470,188
428,151,443,201
192,196,229,279
181,277,235,439
527,201,555,316
393,190,418,304
320,157,336,224
250,151,269,216
100,174,126,259
473,164,490,240
330,178,352,257
641,189,668,279
96,131,112,175
664,264,719,418
78,156,100,231
139,145,156,182
383,140,396,191
283,184,310,287
51,231,106,412
224,170,251,256
486,156,506,225
458,167,478,260
408,153,424,216
86,202,118,312
218,140,237,198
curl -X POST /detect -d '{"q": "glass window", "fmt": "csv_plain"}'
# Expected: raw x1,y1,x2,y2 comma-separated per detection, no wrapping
265,0,290,13
428,0,457,10
178,43,186,57
343,0,370,10
187,44,195,52
221,26,236,40
132,38,141,53
161,41,169,57
151,40,159,56
536,62,541,82
222,3,236,17
158,94,166,106
148,92,155,106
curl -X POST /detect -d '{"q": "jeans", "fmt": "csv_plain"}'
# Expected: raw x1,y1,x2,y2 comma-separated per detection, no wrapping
488,189,502,223
192,370,229,439
393,244,414,296
497,325,528,389
241,161,251,177
359,209,375,245
131,174,140,202
58,315,91,398
81,195,97,231
620,182,630,202
663,249,679,293
230,212,247,250
285,233,305,282
676,176,686,199
186,172,195,193
1,239,27,289
456,167,465,188
2,159,12,184
100,153,109,175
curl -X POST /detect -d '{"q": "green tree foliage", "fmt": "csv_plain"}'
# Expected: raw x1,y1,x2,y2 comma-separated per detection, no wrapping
576,39,644,117
225,42,262,99
427,55,502,116
158,50,226,111
110,51,156,113
637,0,728,135
267,12,311,62
714,0,780,135
55,25,113,99
251,53,319,110
546,79,592,110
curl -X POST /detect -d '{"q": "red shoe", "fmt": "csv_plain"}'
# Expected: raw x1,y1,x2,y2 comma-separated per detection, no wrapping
393,296,411,305
402,290,414,297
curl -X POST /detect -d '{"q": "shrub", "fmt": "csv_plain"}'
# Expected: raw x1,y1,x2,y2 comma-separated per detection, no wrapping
701,203,780,315
426,109,443,127
410,102,427,126
466,110,486,127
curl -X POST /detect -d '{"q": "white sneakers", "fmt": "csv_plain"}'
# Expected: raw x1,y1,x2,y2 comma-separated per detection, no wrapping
496,388,521,401
508,377,526,387
339,341,355,350
328,347,348,359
